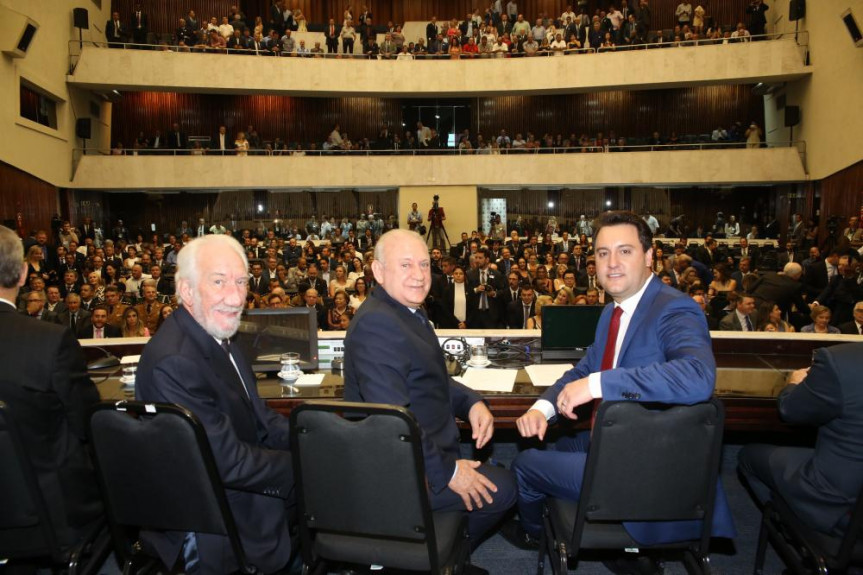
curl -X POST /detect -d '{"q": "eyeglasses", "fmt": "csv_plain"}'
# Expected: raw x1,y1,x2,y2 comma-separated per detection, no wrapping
26,298,42,303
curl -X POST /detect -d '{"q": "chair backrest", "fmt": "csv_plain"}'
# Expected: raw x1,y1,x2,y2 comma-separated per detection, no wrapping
573,399,725,552
830,480,863,568
0,401,60,560
290,401,439,567
87,401,248,568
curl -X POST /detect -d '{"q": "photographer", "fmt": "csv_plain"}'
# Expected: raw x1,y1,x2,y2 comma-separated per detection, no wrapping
427,195,449,251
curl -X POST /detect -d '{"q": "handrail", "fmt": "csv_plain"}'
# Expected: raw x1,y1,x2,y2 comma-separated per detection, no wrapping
68,30,808,63
75,140,806,157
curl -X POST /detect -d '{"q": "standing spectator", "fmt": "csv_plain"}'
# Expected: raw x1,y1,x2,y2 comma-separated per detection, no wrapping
746,0,769,38
675,2,693,28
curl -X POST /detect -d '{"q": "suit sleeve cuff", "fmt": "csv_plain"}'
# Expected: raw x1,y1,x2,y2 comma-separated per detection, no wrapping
530,399,556,420
588,372,603,398
450,460,458,483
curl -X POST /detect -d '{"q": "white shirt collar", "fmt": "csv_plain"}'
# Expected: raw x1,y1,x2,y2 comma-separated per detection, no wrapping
0,297,16,309
614,273,653,318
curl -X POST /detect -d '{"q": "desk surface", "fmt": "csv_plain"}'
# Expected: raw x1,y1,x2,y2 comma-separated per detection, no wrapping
88,330,860,434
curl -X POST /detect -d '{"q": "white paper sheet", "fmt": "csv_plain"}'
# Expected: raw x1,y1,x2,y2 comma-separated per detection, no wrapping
120,354,141,365
292,373,325,387
457,368,519,393
524,363,574,387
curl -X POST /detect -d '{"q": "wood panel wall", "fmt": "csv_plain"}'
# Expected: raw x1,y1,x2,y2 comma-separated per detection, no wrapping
111,86,763,148
111,93,400,148
816,160,863,247
112,0,754,37
0,162,59,241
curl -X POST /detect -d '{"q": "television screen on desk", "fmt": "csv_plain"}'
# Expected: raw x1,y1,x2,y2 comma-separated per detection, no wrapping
541,305,605,362
235,308,319,371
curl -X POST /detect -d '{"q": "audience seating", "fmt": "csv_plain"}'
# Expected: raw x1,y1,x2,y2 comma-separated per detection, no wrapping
0,401,110,575
539,399,725,575
290,400,471,573
87,400,255,573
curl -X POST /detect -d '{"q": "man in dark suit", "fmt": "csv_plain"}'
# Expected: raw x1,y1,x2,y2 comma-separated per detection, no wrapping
344,230,516,560
130,3,149,46
136,234,295,574
576,260,600,291
57,293,92,336
465,248,504,328
749,263,810,326
735,238,759,269
718,293,758,331
739,342,863,537
297,264,327,296
506,285,536,329
106,11,125,46
77,306,122,338
22,289,61,323
324,18,340,53
167,122,186,151
506,212,734,566
248,261,269,297
426,16,439,45
804,250,840,301
0,225,103,551
838,301,863,335
813,254,863,325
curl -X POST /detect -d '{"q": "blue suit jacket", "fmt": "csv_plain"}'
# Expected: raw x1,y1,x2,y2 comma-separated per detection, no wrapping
542,276,735,544
136,307,294,573
343,287,483,494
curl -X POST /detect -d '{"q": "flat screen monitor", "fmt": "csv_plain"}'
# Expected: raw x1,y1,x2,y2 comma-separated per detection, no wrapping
541,305,605,362
235,308,319,371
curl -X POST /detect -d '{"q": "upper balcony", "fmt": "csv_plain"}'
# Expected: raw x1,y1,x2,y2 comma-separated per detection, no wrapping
71,144,807,190
66,34,811,97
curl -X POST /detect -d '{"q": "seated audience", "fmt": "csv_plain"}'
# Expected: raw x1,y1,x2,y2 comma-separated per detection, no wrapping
800,304,840,334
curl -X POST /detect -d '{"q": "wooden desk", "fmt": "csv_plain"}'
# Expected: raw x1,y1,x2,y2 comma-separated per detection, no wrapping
88,331,860,434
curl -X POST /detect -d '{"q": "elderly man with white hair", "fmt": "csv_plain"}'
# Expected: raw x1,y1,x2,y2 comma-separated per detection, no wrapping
135,234,296,574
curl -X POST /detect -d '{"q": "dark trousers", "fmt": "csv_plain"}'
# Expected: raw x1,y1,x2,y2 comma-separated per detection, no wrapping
429,463,516,545
342,38,354,54
326,37,338,53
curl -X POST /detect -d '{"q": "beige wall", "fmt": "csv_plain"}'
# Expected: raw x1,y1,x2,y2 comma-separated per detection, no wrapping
399,186,478,245
68,39,810,97
71,148,808,190
763,0,863,179
0,0,110,187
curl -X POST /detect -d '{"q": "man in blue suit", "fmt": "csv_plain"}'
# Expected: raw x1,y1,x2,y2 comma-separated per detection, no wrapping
344,229,516,567
506,211,734,570
738,342,863,537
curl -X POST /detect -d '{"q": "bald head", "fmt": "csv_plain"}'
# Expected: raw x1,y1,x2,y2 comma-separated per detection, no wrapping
783,262,803,279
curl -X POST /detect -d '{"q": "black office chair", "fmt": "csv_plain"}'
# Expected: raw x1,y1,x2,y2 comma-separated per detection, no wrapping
0,401,110,575
290,400,471,574
87,400,256,574
539,399,725,575
753,485,863,575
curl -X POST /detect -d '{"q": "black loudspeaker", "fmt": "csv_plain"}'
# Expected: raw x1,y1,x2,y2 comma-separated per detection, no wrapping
789,0,806,21
76,118,91,139
842,9,863,47
785,106,800,127
73,7,89,29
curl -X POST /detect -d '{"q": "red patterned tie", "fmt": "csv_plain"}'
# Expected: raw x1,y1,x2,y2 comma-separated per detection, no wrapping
592,305,623,429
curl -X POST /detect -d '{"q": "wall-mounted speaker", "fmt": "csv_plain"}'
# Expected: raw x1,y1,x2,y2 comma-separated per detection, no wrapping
0,5,39,58
73,7,89,29
789,0,806,21
76,118,92,140
784,106,801,128
841,9,863,47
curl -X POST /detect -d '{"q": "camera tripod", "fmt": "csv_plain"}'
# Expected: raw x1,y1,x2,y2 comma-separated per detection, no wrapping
426,208,450,251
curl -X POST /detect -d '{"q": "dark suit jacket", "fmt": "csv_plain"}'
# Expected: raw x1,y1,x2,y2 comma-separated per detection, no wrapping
77,323,122,338
542,276,734,544
718,310,759,332
298,277,327,296
774,343,863,533
838,320,861,335
750,272,808,318
248,275,269,297
344,287,483,493
105,18,125,41
0,302,102,546
804,261,832,300
57,308,92,335
506,299,535,329
135,307,294,574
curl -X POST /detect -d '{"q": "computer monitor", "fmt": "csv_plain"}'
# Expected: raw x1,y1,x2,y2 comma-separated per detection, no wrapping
541,305,605,362
235,308,319,371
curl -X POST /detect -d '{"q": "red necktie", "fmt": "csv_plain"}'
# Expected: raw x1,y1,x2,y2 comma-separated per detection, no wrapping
592,305,623,428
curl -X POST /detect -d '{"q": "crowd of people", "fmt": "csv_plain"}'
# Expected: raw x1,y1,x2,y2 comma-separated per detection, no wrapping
15,208,862,338
105,1,773,57
111,119,764,156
